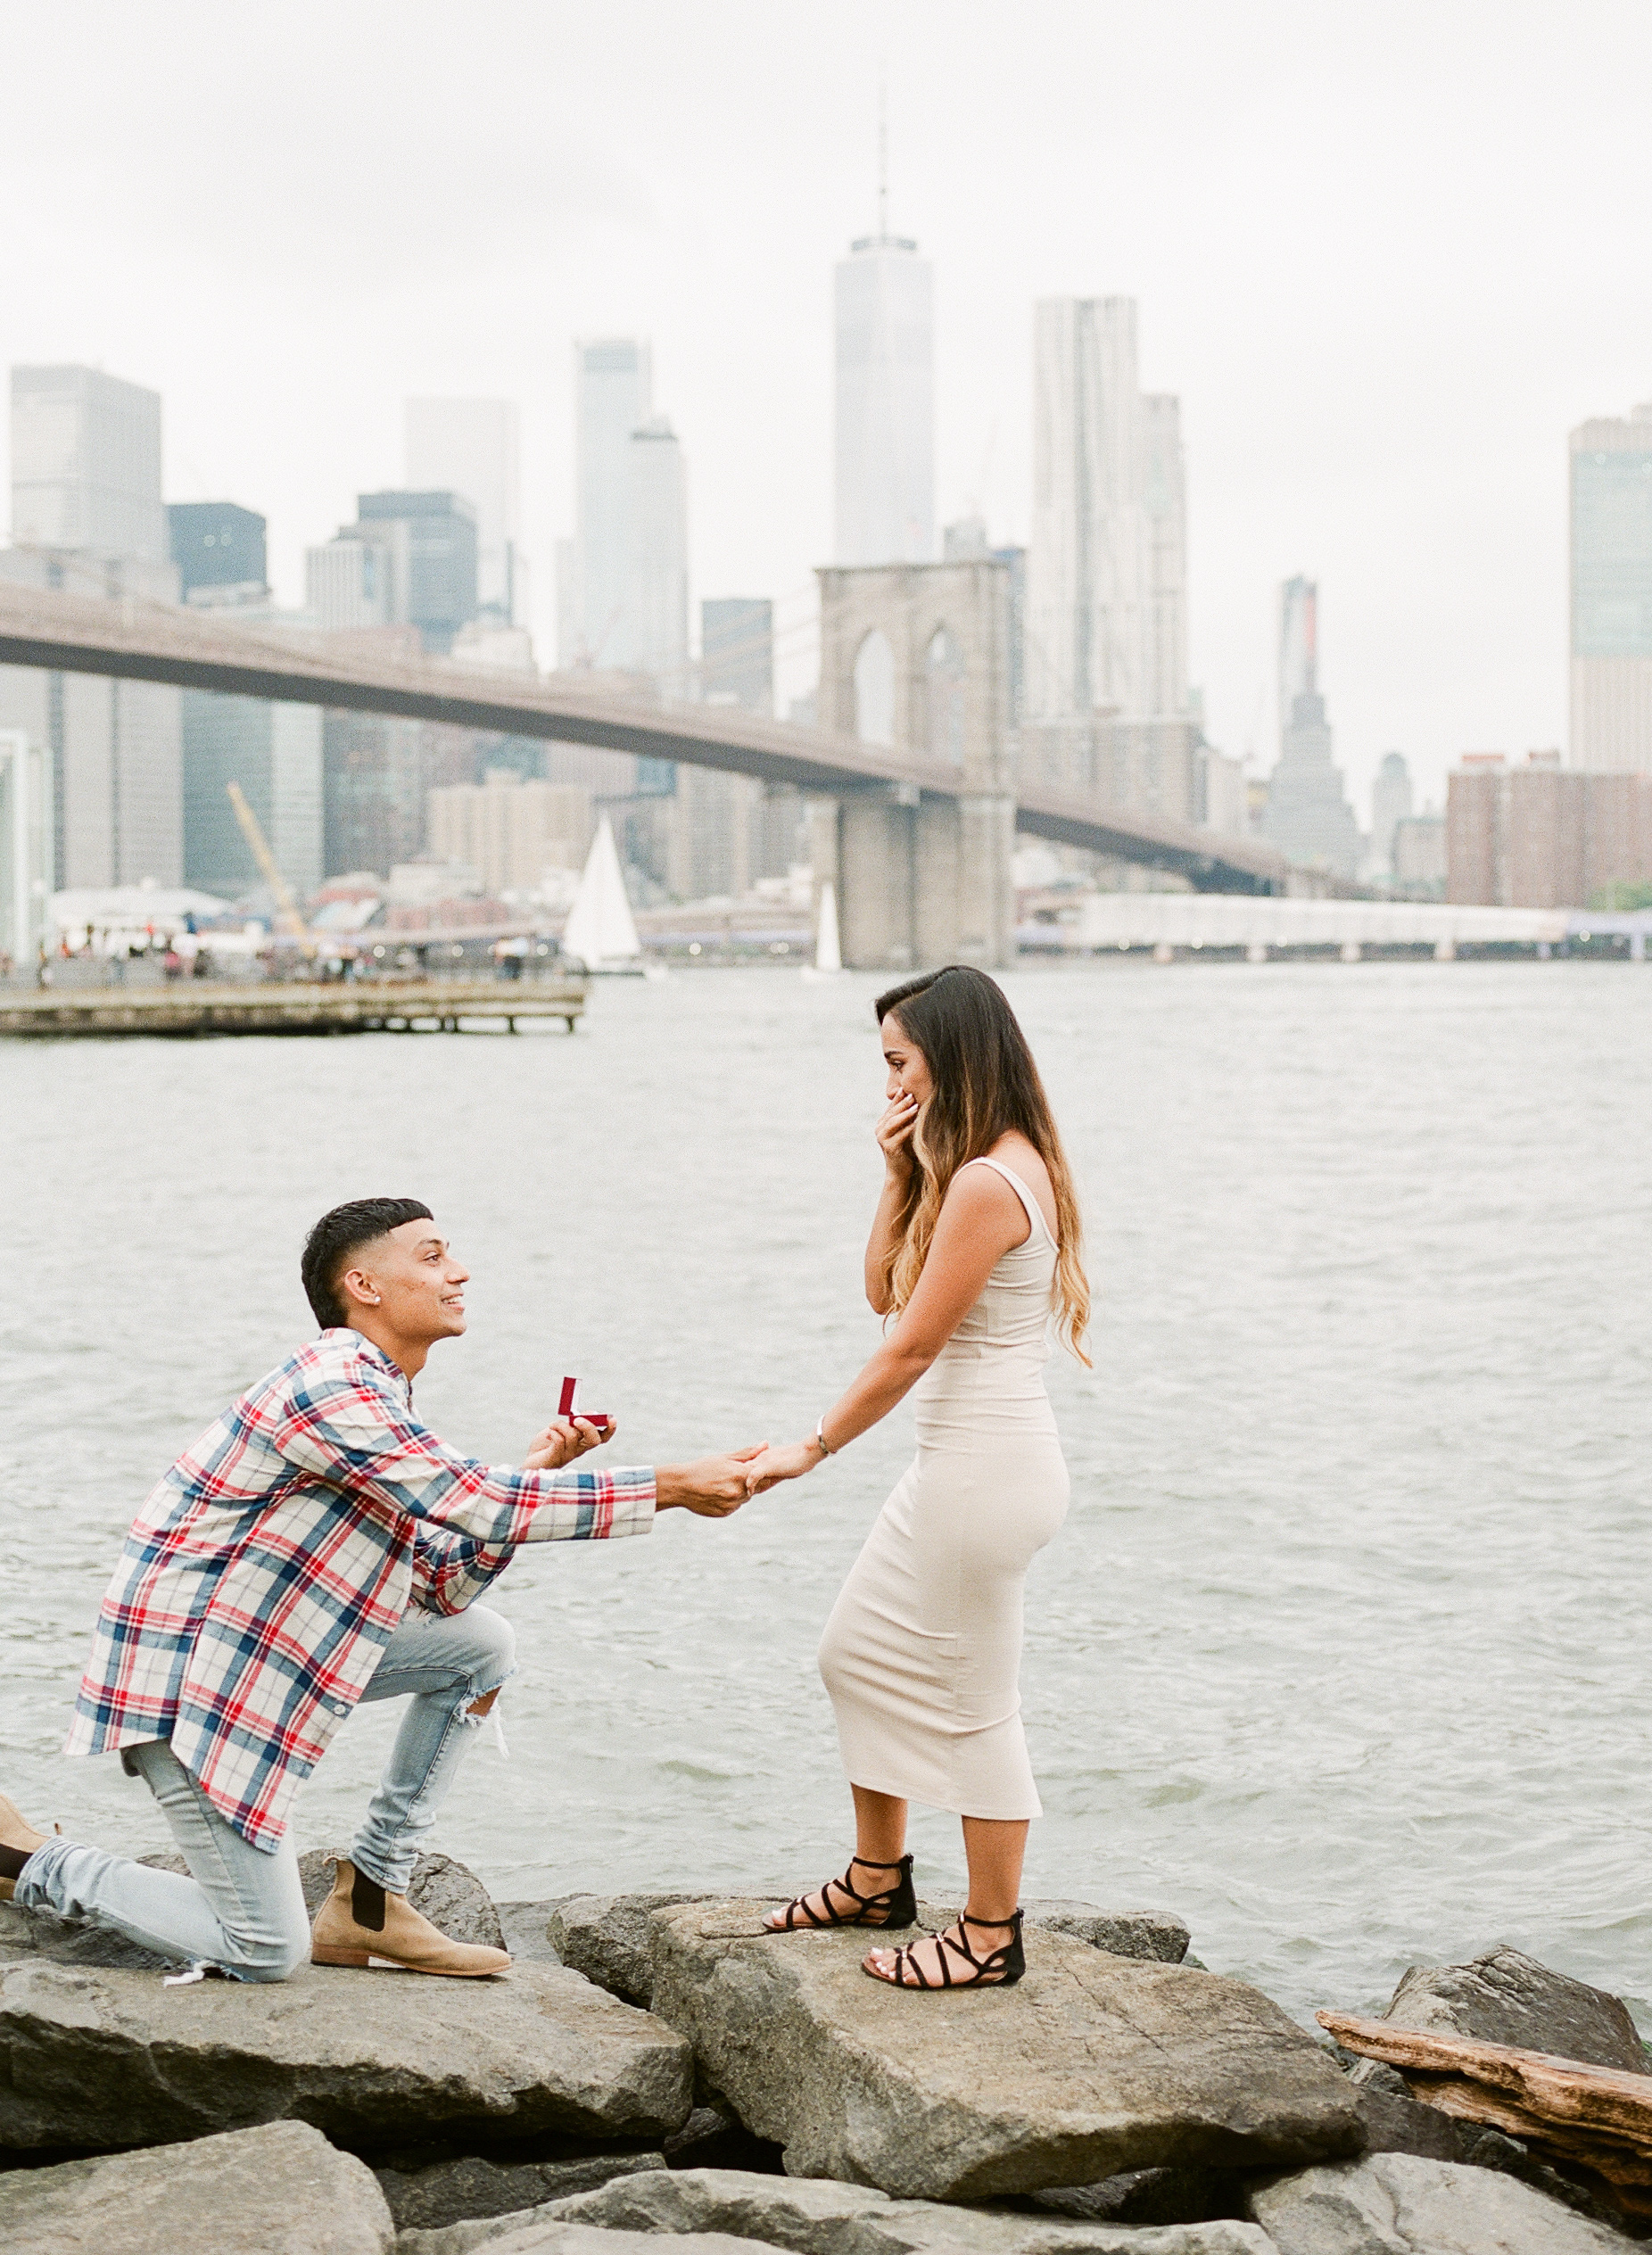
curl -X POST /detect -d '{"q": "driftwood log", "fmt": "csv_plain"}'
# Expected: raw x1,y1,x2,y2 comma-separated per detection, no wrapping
1321,2008,1652,2215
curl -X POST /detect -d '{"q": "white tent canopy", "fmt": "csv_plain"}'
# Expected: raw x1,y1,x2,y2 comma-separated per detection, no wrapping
54,885,235,937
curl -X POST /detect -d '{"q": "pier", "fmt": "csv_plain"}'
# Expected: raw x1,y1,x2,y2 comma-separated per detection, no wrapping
0,977,588,1039
1020,894,1652,962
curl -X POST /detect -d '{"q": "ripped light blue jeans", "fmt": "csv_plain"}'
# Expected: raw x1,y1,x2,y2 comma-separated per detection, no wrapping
17,1603,515,1981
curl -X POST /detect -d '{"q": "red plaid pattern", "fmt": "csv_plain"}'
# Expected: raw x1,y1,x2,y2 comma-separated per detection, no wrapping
65,1330,654,1849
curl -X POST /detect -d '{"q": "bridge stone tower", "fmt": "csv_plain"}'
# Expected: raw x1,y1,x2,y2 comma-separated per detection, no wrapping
813,558,1016,971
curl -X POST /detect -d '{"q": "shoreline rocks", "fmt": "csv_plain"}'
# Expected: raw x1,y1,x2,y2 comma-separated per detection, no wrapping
0,1952,692,2156
646,1899,1361,2200
535,2163,1273,2254
8,1863,1649,2254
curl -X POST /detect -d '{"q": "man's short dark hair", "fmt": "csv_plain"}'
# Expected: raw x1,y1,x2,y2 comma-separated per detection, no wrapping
301,1198,434,1330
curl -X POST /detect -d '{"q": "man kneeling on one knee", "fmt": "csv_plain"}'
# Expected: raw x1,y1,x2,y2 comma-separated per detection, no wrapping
0,1197,756,1981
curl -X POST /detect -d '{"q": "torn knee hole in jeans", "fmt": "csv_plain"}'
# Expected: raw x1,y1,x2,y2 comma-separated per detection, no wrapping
461,1686,509,1755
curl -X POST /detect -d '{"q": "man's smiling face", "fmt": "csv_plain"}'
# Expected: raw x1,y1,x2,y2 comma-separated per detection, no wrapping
341,1218,470,1344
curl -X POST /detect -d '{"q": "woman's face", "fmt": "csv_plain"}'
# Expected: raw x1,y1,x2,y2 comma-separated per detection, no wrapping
881,1012,935,1106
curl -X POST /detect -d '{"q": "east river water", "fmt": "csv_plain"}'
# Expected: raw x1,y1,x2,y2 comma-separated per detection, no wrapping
3,961,1648,2028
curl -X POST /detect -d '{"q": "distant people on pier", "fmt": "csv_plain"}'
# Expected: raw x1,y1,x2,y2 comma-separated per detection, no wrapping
747,965,1089,1992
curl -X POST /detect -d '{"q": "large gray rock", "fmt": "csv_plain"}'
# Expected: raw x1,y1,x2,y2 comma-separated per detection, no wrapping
1370,1944,1647,2073
1246,2150,1638,2251
541,2165,1272,2254
648,1899,1361,2201
376,2152,665,2231
4,2119,392,2254
549,1896,1189,2015
0,1954,692,2154
548,1893,719,2005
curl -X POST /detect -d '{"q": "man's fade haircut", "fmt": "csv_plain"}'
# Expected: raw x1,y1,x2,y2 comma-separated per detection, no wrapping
301,1197,434,1331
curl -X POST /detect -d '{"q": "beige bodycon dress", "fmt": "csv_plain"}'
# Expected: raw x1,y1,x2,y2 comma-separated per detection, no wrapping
817,1157,1070,1821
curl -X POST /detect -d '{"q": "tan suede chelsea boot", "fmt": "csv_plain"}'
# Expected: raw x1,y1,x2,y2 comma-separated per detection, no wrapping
310,1856,511,1977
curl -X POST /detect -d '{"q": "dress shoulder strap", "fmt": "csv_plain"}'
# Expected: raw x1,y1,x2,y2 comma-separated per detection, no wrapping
962,1155,1054,1245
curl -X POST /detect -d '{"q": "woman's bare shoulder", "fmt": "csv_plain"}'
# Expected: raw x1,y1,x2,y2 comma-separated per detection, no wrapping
985,1131,1052,1187
984,1134,1057,1232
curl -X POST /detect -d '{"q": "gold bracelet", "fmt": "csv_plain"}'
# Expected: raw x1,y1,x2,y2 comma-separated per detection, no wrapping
814,1415,834,1457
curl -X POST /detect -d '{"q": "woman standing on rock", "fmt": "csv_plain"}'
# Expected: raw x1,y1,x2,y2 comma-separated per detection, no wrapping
746,965,1088,1990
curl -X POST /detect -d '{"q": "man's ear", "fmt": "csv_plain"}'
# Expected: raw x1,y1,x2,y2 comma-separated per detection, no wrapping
339,1264,381,1310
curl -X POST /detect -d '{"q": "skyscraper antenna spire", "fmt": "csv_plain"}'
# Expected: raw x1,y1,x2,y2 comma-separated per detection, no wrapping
878,77,888,240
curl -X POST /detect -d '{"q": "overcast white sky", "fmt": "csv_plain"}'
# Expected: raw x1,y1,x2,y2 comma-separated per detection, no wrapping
2,1,1648,817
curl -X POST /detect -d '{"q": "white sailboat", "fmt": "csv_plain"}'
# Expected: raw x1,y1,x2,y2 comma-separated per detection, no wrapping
800,879,843,980
561,814,650,977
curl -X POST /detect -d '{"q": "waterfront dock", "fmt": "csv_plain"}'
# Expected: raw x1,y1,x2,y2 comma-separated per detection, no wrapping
0,977,588,1038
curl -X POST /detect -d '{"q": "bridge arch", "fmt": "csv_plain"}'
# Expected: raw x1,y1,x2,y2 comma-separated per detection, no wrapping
816,559,1011,790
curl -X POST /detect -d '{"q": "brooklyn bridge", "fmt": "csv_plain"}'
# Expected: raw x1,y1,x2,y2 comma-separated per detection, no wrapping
0,563,1293,970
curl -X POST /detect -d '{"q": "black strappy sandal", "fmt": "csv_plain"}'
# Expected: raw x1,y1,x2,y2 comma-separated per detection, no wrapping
864,1907,1025,1988
764,1853,917,1933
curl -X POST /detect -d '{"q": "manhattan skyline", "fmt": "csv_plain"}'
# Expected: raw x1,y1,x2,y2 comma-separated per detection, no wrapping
0,0,1648,819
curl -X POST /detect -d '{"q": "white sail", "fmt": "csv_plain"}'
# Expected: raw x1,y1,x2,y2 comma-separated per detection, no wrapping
562,814,641,970
814,879,842,973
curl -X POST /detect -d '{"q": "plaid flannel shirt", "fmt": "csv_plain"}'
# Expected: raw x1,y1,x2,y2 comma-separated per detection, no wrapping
65,1329,655,1850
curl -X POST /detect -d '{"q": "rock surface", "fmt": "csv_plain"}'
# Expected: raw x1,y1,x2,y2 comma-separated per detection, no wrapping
4,2119,393,2254
497,1902,566,1965
1020,1904,1191,1966
1370,1945,1646,2074
0,1953,691,2154
1340,2068,1470,2163
428,2229,795,2255
549,1894,719,2006
543,2165,1273,2253
376,2152,665,2231
648,1899,1361,2200
550,1895,1192,2015
1247,2150,1638,2251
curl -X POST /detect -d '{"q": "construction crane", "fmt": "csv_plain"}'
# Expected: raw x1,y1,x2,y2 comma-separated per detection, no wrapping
226,781,310,945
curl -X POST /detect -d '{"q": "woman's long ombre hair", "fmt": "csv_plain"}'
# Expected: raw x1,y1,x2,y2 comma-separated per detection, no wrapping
874,966,1090,1361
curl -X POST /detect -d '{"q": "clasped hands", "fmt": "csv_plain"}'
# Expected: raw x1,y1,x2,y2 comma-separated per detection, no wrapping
522,1411,818,1518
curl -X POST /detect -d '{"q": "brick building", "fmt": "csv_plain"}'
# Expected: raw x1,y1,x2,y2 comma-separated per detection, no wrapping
1448,756,1652,907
